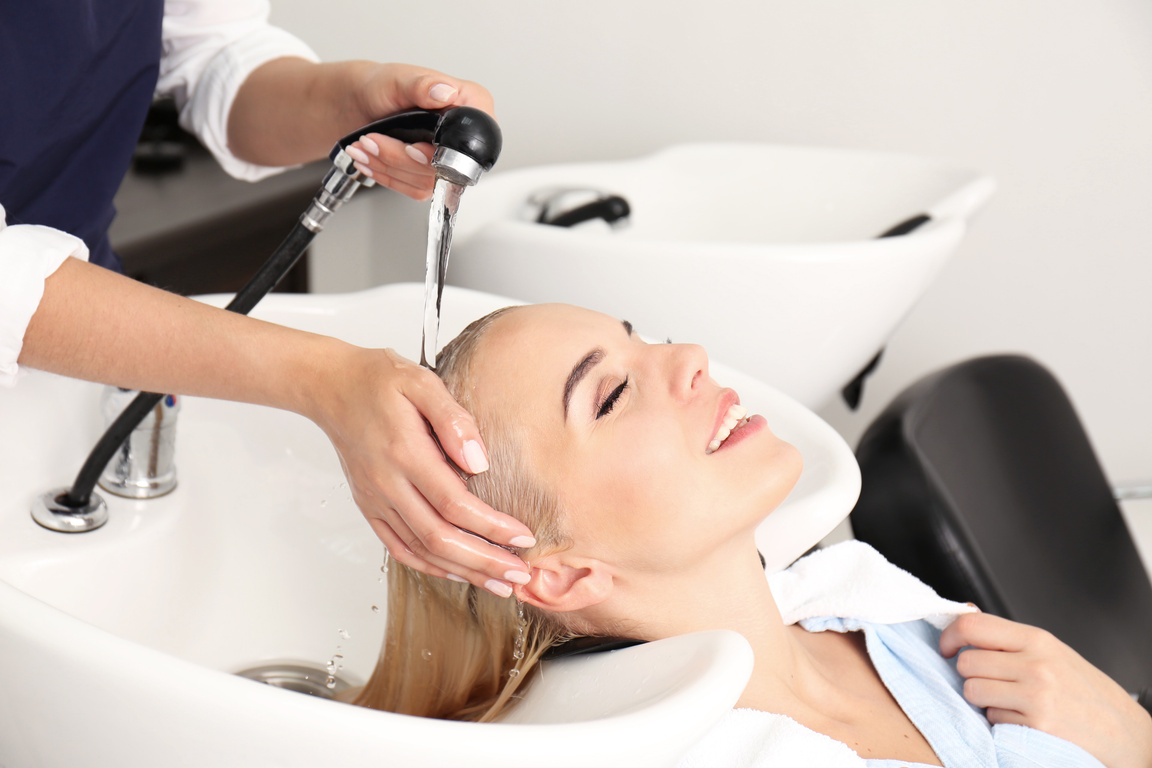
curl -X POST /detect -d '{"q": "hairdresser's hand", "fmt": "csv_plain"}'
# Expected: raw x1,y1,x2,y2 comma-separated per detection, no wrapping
342,63,496,201
941,612,1152,768
309,346,533,597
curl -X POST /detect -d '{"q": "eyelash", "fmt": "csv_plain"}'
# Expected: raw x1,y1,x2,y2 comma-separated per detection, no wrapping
597,377,629,419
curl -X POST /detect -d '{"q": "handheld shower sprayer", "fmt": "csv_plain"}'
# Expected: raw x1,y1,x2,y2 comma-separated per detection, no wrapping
336,106,501,186
44,107,502,532
306,106,502,232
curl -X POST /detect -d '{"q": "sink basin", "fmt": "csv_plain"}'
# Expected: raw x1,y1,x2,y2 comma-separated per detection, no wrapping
0,283,859,767
450,142,995,409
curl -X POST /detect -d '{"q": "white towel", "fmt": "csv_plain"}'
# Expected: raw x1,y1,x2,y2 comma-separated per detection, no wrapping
770,539,976,630
678,540,977,768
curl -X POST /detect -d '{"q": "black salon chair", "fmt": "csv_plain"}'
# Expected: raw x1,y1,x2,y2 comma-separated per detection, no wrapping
850,354,1152,707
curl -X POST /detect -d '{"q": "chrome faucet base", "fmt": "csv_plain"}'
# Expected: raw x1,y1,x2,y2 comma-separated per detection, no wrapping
32,487,109,533
97,387,180,500
98,473,177,500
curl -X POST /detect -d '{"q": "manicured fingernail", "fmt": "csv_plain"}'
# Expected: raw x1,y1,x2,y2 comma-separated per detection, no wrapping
429,83,457,103
353,161,374,178
359,136,380,156
446,573,468,583
485,579,513,598
504,570,531,585
404,144,429,165
462,439,489,473
346,145,370,165
509,535,537,548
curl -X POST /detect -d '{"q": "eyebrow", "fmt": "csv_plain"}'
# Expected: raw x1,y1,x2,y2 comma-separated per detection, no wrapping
562,319,634,419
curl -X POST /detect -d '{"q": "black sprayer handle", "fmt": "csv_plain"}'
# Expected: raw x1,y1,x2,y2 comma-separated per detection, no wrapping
331,109,440,158
330,106,502,172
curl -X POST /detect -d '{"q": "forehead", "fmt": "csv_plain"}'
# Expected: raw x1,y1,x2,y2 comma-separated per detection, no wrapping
468,304,619,418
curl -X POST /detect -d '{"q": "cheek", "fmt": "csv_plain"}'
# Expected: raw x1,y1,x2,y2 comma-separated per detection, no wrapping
571,431,709,550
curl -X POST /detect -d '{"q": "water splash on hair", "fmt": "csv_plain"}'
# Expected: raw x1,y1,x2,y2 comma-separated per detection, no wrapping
378,549,390,583
509,599,527,678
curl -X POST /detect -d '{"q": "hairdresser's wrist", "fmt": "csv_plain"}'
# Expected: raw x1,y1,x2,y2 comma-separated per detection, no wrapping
274,334,363,428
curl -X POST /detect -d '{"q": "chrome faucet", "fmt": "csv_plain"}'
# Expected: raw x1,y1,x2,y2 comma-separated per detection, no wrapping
97,387,180,499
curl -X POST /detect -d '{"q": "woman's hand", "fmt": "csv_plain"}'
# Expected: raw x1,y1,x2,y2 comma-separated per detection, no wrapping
229,60,495,199
940,612,1152,768
309,346,533,597
341,63,496,200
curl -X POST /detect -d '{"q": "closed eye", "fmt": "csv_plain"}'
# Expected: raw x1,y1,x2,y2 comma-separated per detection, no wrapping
597,377,628,419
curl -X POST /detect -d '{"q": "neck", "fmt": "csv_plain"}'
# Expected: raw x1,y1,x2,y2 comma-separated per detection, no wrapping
587,542,844,714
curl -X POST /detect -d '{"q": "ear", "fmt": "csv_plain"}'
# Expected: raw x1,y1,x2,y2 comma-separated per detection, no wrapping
514,552,614,613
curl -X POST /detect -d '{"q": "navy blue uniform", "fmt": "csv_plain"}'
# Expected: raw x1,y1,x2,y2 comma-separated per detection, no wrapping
0,0,164,272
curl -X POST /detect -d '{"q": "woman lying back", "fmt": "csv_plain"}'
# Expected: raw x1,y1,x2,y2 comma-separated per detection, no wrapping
352,303,1152,767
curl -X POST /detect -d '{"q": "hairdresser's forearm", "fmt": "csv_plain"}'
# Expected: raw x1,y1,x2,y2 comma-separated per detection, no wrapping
227,57,372,168
20,257,346,415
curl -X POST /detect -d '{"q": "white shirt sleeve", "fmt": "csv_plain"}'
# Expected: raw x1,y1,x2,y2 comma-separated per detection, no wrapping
157,0,321,182
0,204,90,387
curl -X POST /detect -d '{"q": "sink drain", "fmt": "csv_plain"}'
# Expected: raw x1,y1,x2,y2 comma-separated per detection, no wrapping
236,662,354,699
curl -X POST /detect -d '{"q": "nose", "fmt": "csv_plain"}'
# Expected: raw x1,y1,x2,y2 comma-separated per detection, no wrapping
667,344,709,402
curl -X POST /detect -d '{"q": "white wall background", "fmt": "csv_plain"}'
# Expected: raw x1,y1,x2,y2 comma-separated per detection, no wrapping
278,1,1151,486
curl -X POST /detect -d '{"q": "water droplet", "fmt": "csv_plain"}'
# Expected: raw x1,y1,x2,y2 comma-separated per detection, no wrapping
508,668,520,678
338,628,351,640
371,605,380,613
421,649,433,661
319,499,327,508
325,676,337,689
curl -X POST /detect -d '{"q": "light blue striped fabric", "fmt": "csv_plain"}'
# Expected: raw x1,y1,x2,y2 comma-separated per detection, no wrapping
797,616,1107,768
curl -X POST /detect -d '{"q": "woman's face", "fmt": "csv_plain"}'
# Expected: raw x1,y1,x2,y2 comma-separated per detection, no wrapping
469,304,803,573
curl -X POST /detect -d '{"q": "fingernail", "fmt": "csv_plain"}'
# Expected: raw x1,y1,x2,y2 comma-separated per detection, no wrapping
353,161,374,179
462,439,489,473
346,145,371,165
485,579,513,598
509,535,537,548
504,570,531,585
429,83,457,103
360,136,380,156
405,144,430,165
446,573,468,583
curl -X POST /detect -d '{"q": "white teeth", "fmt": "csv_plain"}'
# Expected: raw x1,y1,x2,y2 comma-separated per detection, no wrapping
706,404,749,454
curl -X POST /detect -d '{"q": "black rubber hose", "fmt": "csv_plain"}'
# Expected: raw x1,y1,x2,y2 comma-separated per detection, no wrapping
63,221,317,508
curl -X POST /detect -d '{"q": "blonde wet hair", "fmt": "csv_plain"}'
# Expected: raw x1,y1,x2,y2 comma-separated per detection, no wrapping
353,306,582,722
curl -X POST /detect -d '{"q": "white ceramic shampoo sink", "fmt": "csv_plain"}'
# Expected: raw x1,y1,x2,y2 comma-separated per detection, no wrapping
450,143,995,409
0,283,859,767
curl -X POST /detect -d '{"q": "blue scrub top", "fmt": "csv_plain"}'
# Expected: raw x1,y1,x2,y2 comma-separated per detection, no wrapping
0,0,164,273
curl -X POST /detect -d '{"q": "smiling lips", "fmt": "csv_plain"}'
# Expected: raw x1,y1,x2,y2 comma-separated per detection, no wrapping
706,403,750,454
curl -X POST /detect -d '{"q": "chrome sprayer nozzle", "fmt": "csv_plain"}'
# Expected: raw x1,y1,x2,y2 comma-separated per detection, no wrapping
432,146,484,187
